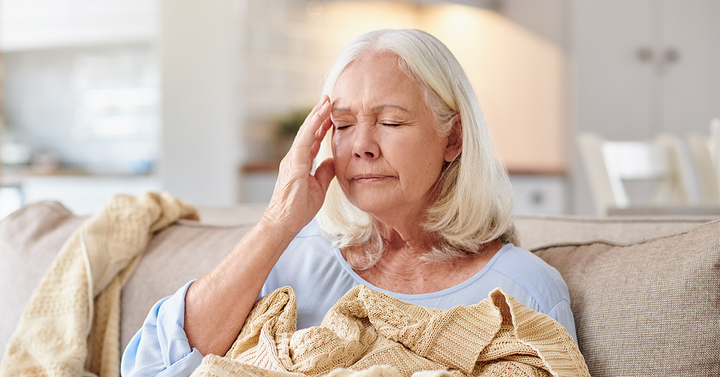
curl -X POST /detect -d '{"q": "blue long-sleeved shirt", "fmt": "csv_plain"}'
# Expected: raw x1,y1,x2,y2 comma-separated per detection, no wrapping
121,219,577,376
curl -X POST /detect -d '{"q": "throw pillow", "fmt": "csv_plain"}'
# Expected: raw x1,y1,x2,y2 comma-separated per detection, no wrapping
533,220,720,377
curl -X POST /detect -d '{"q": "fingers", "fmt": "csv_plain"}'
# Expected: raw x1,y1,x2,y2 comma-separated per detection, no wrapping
266,100,335,234
294,96,332,163
310,116,333,158
299,96,330,140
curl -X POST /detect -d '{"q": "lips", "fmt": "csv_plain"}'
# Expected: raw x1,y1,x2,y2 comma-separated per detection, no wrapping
351,174,394,182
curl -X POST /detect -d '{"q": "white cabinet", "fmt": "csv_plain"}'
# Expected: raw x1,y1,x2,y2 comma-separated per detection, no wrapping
574,0,720,139
19,175,161,215
658,1,720,135
572,0,720,214
510,175,568,215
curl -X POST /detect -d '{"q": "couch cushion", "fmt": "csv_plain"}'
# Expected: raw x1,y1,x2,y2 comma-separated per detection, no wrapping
533,220,720,377
193,204,268,226
0,201,86,356
119,212,262,351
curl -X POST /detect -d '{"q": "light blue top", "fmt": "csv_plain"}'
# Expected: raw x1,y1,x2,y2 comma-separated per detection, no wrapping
121,219,576,377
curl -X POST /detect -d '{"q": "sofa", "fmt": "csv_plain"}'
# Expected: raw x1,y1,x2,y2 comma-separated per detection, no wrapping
1,200,718,376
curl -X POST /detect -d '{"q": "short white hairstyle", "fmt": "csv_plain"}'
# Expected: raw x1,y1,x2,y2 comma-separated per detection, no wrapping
316,29,516,269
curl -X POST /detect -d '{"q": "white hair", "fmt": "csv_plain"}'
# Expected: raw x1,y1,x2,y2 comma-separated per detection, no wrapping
316,29,516,269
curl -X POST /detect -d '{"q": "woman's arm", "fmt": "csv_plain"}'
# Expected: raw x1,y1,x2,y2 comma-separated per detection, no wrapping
183,96,335,357
121,282,204,377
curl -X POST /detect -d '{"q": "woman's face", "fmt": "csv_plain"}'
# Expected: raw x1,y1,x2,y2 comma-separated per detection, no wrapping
330,52,458,221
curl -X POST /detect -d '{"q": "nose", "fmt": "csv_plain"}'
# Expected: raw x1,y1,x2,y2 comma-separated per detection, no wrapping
352,123,380,160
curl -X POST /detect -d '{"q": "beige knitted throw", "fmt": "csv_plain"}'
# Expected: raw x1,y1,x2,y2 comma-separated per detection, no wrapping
191,285,589,377
0,192,198,377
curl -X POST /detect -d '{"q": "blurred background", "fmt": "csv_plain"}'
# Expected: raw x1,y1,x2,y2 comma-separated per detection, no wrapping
0,0,718,218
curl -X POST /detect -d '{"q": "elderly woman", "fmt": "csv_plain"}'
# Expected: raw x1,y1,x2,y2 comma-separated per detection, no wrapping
121,29,576,376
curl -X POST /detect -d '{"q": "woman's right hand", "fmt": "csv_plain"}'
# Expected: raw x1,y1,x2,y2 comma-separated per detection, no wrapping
262,95,335,235
184,96,335,357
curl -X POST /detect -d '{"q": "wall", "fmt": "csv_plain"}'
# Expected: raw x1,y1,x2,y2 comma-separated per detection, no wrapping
231,0,571,213
0,51,3,164
238,0,570,175
237,0,336,162
167,0,570,204
0,0,572,211
419,3,567,173
0,0,156,51
159,0,240,206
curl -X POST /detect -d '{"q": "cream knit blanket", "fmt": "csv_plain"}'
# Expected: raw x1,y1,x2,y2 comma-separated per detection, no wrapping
191,285,589,377
0,193,198,377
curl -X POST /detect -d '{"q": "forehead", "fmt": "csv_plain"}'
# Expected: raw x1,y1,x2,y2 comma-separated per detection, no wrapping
332,52,425,111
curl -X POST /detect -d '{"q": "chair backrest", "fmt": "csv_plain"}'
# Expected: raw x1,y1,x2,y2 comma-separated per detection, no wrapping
578,133,694,215
712,118,720,196
686,133,717,203
685,118,720,204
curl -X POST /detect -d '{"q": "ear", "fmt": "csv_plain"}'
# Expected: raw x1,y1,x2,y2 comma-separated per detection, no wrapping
444,113,463,162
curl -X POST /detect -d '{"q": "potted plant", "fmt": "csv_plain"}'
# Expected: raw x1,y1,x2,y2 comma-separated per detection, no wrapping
274,107,312,159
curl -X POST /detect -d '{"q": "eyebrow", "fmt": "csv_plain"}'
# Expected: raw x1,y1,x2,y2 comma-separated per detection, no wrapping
372,104,409,112
331,104,410,113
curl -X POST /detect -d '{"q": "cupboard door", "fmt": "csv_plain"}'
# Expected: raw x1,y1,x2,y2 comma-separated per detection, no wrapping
660,0,720,135
575,0,655,141
575,0,720,139
573,0,720,215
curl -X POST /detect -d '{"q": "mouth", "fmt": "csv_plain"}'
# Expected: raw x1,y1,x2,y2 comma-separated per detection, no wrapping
351,174,393,183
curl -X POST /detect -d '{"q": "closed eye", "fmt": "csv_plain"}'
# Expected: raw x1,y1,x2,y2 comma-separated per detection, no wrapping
334,123,353,130
380,122,401,127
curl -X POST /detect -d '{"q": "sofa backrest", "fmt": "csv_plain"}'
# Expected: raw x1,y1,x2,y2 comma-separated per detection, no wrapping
514,214,716,250
0,201,86,359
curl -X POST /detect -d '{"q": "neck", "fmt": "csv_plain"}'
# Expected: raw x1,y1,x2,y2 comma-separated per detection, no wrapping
351,240,504,294
375,219,432,251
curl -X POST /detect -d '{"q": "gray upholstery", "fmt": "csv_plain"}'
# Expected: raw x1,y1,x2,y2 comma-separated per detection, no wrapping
1,201,718,376
534,221,720,376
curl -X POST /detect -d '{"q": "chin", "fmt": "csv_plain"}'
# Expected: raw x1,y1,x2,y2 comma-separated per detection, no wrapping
344,187,406,217
353,199,408,221
348,197,389,215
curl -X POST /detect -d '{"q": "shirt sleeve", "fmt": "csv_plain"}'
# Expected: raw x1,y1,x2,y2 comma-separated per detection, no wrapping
121,280,205,377
546,298,578,345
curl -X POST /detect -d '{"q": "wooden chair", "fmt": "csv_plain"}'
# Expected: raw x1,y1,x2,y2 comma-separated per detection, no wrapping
578,133,698,216
686,118,720,204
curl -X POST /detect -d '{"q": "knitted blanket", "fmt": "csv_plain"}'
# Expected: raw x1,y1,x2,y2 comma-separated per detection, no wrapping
191,285,589,377
0,193,198,377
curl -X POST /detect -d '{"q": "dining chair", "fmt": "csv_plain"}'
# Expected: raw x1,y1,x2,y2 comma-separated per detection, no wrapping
578,133,697,216
685,118,720,204
712,118,720,196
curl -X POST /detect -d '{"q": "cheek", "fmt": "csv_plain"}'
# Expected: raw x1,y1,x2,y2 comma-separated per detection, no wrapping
331,135,349,175
403,140,446,181
332,133,352,160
